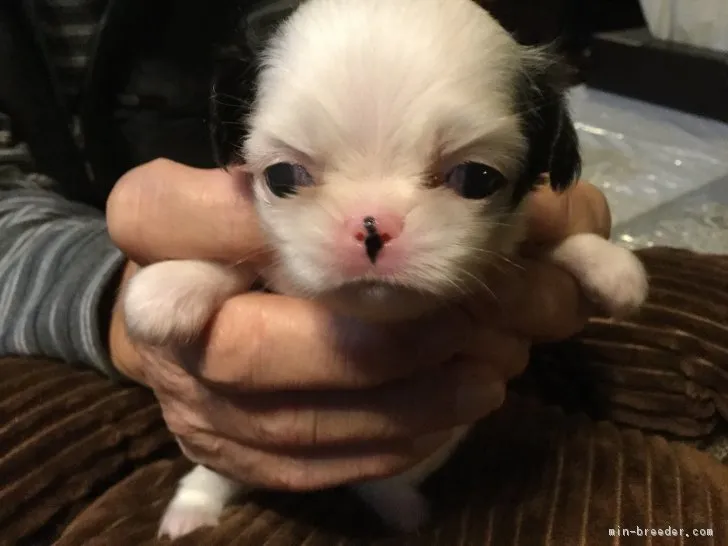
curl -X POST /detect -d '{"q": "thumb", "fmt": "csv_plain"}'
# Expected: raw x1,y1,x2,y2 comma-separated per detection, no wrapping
522,179,612,246
107,159,270,267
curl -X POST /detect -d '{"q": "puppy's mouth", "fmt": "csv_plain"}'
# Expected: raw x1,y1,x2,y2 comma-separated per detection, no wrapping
337,278,407,297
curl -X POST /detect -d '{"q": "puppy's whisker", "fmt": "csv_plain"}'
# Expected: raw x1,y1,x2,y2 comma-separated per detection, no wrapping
211,92,250,106
451,245,523,271
434,263,498,302
227,247,272,269
491,253,525,272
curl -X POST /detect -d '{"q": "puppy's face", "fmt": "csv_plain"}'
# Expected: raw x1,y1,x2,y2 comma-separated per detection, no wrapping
228,0,580,320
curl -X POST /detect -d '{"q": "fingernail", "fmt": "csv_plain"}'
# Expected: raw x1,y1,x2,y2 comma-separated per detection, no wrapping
456,381,505,423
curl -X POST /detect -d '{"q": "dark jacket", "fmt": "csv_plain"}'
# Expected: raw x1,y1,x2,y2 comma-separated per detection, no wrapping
0,0,287,209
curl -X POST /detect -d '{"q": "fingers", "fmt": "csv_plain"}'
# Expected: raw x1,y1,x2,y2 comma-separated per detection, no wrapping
170,329,521,452
136,292,519,493
146,348,435,491
169,355,513,491
477,258,592,341
107,159,269,266
195,292,473,391
177,432,420,492
206,360,504,449
478,181,610,341
523,180,612,245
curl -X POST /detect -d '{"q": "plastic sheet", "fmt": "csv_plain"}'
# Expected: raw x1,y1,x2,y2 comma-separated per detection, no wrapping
614,177,728,254
640,0,728,53
568,85,728,253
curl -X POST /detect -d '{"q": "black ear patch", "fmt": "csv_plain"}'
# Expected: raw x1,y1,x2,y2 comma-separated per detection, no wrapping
512,54,582,204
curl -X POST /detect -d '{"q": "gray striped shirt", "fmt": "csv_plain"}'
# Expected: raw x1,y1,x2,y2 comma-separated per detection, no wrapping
0,0,124,378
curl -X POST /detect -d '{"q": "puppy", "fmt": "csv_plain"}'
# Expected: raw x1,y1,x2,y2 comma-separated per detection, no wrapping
123,0,649,538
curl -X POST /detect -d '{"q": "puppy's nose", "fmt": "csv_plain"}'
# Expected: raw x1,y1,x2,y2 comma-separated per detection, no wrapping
347,213,404,263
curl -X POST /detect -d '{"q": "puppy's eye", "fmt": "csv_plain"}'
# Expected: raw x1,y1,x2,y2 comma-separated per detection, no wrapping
445,162,507,200
263,163,314,198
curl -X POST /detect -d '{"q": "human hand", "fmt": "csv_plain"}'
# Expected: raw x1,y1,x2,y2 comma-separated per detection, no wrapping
106,159,504,490
485,179,612,341
453,179,612,399
106,159,609,491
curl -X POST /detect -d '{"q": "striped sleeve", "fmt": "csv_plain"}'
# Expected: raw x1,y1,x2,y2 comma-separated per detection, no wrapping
0,124,126,378
0,1,126,379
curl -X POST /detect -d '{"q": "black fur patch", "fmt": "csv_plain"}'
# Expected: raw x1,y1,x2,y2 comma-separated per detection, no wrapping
511,54,583,206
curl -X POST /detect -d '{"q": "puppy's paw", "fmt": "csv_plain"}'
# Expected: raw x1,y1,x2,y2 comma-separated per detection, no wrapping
158,465,245,540
584,247,648,317
123,260,248,347
158,499,223,540
550,233,649,318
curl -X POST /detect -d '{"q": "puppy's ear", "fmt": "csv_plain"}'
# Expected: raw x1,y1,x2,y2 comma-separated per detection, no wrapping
515,51,582,198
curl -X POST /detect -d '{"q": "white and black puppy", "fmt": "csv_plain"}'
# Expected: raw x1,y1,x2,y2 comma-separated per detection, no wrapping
123,0,649,539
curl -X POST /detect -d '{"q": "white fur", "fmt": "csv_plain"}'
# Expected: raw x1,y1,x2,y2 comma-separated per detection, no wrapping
549,233,649,317
124,260,253,346
122,0,650,539
158,465,245,539
353,425,470,531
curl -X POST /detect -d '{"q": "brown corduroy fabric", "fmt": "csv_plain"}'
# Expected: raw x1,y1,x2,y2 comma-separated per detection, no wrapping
52,399,728,546
1,246,728,545
0,359,177,546
518,247,728,444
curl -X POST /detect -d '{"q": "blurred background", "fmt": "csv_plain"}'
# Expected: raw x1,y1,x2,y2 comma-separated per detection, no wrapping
27,0,723,253
484,0,728,254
